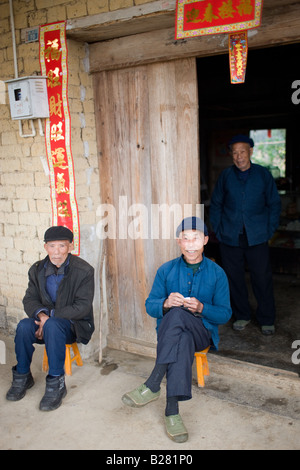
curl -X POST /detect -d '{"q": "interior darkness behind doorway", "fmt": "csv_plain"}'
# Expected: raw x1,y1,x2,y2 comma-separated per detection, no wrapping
198,43,300,265
197,44,300,373
198,43,300,199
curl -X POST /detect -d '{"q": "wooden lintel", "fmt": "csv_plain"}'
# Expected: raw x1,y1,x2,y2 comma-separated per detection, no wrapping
67,0,300,44
89,3,300,73
66,0,176,43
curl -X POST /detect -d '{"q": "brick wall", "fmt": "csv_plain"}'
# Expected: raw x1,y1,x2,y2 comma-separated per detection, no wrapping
0,0,157,353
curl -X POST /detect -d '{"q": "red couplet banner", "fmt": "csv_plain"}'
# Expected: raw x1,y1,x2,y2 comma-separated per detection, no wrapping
175,0,263,39
39,21,80,254
229,31,248,84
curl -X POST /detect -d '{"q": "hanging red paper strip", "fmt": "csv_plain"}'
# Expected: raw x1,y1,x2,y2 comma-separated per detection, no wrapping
39,21,80,254
229,30,248,84
175,0,263,39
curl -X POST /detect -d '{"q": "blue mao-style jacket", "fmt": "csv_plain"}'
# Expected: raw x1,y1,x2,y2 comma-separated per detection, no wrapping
145,255,232,349
210,163,281,247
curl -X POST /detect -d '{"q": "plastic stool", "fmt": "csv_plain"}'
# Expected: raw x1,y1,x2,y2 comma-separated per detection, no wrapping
194,347,210,387
42,343,83,376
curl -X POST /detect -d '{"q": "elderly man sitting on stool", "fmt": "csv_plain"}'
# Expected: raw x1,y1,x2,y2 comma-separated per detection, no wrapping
6,226,95,411
122,217,231,443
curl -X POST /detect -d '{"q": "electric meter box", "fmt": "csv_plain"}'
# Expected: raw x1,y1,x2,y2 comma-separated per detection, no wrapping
5,76,49,120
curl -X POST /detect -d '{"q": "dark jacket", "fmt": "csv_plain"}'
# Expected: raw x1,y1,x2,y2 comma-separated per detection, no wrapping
210,163,281,247
23,254,95,344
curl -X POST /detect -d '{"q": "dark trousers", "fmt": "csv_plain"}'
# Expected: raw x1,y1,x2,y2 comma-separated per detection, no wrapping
219,237,276,326
156,308,210,401
15,317,76,376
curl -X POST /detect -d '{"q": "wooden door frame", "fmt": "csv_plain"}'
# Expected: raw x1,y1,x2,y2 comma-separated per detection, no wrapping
76,0,300,74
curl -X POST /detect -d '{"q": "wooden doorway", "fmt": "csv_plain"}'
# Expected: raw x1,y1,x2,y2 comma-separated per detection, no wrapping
94,58,200,356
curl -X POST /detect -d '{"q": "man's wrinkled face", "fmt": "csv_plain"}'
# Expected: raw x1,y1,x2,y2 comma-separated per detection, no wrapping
177,230,209,264
231,142,253,172
44,240,73,267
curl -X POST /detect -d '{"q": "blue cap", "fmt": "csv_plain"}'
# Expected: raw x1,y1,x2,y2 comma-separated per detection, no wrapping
176,217,208,237
229,134,254,148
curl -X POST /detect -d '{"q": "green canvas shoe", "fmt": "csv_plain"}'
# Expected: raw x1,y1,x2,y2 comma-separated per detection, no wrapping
122,384,160,408
233,319,250,331
261,325,275,335
164,414,188,443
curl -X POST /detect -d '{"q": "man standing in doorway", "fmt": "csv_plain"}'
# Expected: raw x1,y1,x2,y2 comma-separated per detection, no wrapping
210,134,281,335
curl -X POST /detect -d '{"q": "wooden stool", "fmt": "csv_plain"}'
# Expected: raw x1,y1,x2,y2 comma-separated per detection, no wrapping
42,343,83,376
194,347,210,387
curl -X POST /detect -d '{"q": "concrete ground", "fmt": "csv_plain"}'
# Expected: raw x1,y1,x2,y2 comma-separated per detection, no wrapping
0,332,299,451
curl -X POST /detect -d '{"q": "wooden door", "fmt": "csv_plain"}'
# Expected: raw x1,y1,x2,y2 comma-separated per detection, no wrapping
94,58,200,356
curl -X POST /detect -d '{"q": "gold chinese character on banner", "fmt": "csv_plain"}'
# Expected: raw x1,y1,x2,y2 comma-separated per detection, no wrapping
202,3,219,22
186,8,201,22
51,122,64,142
219,0,236,18
235,44,244,76
56,173,69,194
237,0,253,15
47,68,61,88
45,39,62,62
52,147,68,169
49,94,63,117
58,200,71,218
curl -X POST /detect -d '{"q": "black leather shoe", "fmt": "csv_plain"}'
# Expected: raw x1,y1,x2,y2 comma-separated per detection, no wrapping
6,366,34,401
39,375,67,411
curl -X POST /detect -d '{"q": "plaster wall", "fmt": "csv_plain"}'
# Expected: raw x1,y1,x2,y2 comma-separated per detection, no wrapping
0,0,157,356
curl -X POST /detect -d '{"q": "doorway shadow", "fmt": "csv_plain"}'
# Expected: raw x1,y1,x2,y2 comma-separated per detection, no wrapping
213,273,300,374
198,44,300,374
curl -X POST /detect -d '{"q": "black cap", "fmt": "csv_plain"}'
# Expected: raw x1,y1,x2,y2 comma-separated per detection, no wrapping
176,217,208,238
44,226,73,243
229,134,254,148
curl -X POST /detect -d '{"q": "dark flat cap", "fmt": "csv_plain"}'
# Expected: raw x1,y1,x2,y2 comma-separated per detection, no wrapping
176,217,208,237
229,134,254,148
44,226,73,242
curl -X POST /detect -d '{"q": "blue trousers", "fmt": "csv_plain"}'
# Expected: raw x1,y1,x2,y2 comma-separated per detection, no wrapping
15,317,76,376
156,308,211,400
219,239,276,326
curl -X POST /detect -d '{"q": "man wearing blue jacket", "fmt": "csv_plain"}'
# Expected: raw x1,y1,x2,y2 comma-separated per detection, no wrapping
122,217,231,443
210,134,281,335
